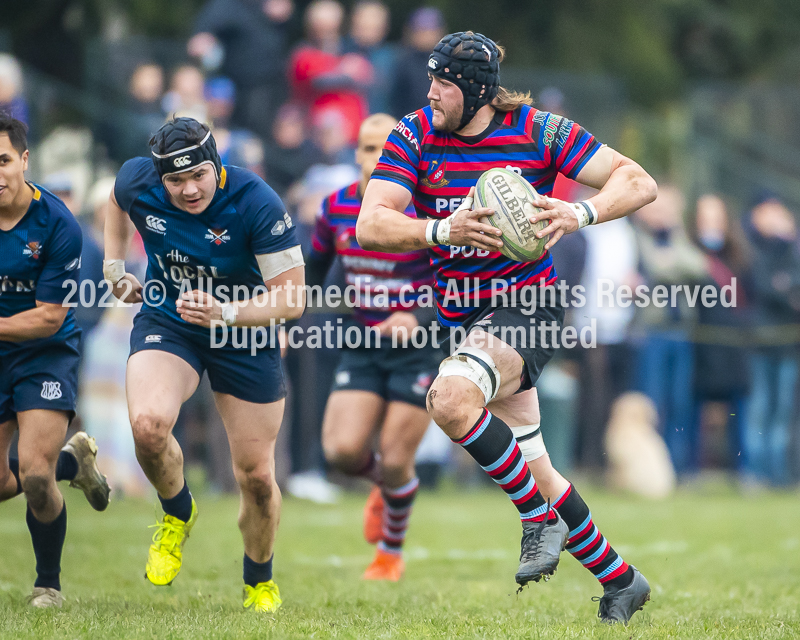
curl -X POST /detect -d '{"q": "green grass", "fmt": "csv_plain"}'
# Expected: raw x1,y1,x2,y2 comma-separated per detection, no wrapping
1,483,799,639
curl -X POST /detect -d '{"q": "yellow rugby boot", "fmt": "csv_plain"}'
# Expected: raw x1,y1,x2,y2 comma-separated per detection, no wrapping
243,580,282,613
145,499,198,586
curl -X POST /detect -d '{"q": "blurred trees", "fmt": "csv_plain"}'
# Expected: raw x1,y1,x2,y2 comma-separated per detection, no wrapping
5,0,800,107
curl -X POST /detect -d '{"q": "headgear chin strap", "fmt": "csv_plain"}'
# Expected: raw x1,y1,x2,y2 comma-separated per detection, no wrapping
428,32,500,130
150,117,223,184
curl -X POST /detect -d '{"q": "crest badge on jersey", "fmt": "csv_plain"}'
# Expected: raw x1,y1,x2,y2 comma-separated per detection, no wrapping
420,158,449,188
205,228,231,245
24,241,42,259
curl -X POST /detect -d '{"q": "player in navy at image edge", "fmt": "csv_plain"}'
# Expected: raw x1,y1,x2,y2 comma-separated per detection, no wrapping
0,112,111,609
105,116,304,611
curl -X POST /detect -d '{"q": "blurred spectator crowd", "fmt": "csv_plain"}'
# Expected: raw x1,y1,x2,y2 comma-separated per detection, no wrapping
4,0,800,499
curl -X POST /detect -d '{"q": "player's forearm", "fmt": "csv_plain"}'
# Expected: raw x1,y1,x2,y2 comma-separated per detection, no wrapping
589,163,657,224
231,281,306,326
356,205,429,252
0,306,65,341
103,195,134,260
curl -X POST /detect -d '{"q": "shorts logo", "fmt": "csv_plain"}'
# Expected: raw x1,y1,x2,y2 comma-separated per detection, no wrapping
173,155,192,168
420,159,449,188
145,334,162,343
206,228,230,245
24,241,42,259
412,372,434,396
335,371,351,386
474,313,494,328
271,221,286,236
40,381,62,400
146,215,167,234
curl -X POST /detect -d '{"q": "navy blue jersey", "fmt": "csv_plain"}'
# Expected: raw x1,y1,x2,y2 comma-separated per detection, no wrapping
115,158,299,337
0,184,82,352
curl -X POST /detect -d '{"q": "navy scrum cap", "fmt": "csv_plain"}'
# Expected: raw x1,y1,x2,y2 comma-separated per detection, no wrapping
150,117,222,183
428,31,500,129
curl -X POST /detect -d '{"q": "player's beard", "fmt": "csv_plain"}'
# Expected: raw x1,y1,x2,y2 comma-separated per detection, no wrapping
430,101,463,133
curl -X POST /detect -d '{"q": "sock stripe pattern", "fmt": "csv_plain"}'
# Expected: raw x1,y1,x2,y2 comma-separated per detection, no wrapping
554,484,630,585
453,409,554,522
379,477,419,553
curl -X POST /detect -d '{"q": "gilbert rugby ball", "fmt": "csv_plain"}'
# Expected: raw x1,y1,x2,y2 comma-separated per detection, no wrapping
475,168,549,262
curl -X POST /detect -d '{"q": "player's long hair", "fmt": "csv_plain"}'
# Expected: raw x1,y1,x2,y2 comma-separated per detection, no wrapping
490,44,533,112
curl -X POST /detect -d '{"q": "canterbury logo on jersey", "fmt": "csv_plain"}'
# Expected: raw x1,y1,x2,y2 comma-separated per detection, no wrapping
205,228,230,245
173,155,192,168
146,215,167,234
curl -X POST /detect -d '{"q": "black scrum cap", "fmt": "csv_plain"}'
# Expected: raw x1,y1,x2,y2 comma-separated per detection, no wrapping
428,32,500,129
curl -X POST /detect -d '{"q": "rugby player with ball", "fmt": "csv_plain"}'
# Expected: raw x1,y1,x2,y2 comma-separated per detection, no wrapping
358,31,657,624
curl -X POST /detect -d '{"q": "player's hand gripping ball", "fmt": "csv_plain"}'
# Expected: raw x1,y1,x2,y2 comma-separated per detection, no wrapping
475,168,549,262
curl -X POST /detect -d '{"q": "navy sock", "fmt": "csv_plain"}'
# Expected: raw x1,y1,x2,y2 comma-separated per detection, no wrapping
26,503,67,591
243,553,273,587
8,457,22,495
56,450,78,482
159,481,193,523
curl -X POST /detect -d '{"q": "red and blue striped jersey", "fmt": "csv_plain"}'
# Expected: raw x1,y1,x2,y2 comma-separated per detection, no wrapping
372,105,601,326
310,181,432,326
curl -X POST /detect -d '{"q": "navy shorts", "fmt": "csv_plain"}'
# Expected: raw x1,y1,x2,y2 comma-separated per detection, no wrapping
331,342,441,409
0,334,82,424
129,310,286,404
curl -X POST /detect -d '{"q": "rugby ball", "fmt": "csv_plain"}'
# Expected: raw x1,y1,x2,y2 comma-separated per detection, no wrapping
475,168,549,262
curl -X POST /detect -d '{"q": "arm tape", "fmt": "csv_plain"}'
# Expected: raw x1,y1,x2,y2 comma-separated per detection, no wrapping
256,245,305,282
102,259,126,285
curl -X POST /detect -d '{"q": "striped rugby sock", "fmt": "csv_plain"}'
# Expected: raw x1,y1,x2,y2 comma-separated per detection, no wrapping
553,484,633,588
452,409,555,523
378,477,419,554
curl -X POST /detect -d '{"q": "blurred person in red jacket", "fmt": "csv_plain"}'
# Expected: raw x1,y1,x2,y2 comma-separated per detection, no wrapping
288,0,372,145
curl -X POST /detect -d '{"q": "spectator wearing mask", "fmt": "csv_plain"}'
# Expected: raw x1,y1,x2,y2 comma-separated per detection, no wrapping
633,184,708,476
743,192,800,486
189,0,294,139
388,8,445,118
287,0,372,145
689,194,751,473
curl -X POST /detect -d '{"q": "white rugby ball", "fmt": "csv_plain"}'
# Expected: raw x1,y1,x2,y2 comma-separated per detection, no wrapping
475,168,549,262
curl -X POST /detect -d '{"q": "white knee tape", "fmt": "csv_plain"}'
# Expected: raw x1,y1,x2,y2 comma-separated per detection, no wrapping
437,347,501,405
510,423,547,462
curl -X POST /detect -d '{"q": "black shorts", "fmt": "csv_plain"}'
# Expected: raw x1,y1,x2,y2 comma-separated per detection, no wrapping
331,342,442,409
0,333,82,424
446,300,565,392
129,309,286,404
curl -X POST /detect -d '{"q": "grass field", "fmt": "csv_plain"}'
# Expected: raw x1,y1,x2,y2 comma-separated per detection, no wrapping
1,482,800,639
